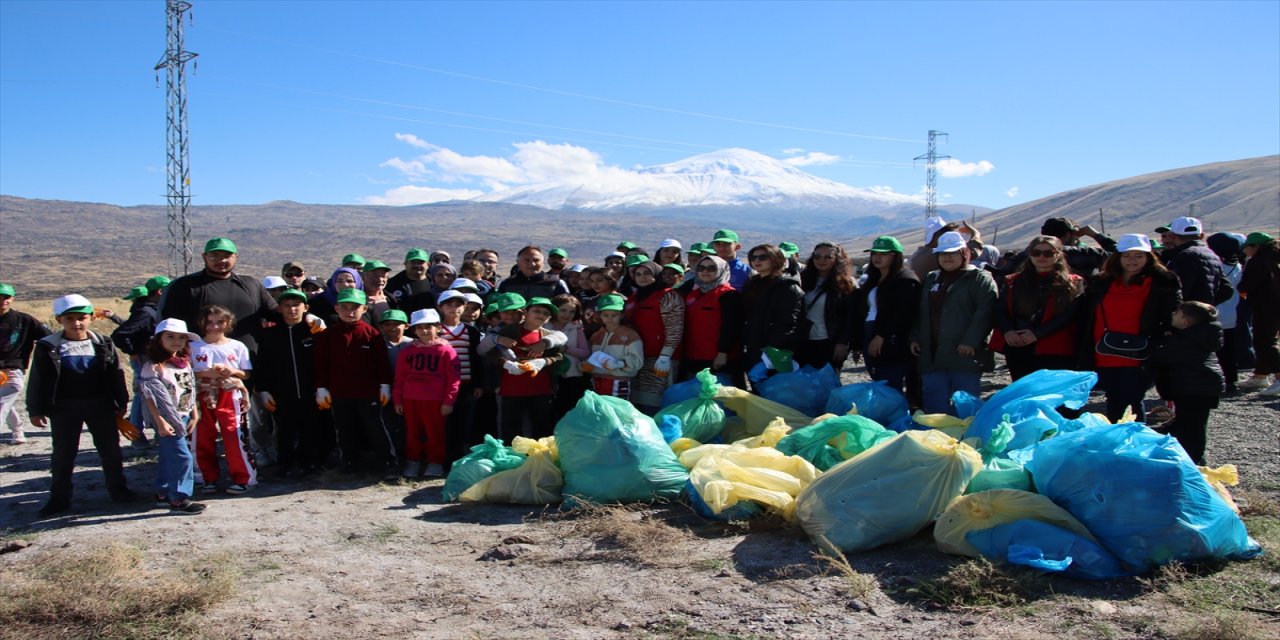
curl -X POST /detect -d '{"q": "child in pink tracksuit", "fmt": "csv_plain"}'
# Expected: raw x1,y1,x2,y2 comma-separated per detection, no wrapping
393,309,460,478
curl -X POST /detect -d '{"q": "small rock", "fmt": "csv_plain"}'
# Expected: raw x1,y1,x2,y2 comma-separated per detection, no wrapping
960,620,977,627
0,540,31,554
477,543,535,561
1091,601,1118,615
502,534,536,545
846,599,868,612
716,570,731,578
612,621,632,631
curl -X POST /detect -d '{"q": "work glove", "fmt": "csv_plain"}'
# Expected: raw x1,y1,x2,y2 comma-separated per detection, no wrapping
653,355,672,377
379,384,391,406
523,358,547,377
315,388,332,410
257,391,277,412
503,360,527,376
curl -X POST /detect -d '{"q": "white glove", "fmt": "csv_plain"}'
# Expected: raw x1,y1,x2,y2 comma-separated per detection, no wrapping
315,388,332,409
654,355,672,376
379,384,391,406
503,360,527,375
525,358,547,376
257,391,276,412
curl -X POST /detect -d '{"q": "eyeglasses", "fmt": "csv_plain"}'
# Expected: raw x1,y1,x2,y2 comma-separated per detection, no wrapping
284,271,304,277
1028,249,1059,258
812,253,836,260
748,253,770,262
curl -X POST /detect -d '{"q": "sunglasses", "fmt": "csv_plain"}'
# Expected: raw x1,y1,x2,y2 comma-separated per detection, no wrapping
695,264,718,272
748,253,771,262
284,271,304,277
1028,249,1059,258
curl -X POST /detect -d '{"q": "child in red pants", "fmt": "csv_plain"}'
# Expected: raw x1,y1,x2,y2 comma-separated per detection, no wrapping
393,309,460,478
191,305,256,494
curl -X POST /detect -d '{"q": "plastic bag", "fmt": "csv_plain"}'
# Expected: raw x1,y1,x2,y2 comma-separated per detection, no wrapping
887,411,973,440
732,418,792,449
662,369,732,407
556,391,689,504
1200,464,1241,514
656,368,727,443
759,364,841,417
460,437,563,504
964,370,1097,449
776,414,896,471
965,457,1033,494
824,381,910,426
657,415,683,444
951,390,984,419
443,435,526,502
934,489,1097,557
795,430,983,553
715,385,813,443
966,519,1130,580
682,444,818,520
1026,422,1262,571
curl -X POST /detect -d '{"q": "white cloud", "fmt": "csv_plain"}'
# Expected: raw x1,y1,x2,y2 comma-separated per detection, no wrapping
360,185,485,206
781,148,805,155
936,158,995,178
783,151,840,167
379,157,428,178
1006,186,1020,198
394,132,434,149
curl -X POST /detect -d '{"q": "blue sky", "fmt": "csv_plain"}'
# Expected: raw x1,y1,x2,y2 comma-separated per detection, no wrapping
1,0,1277,208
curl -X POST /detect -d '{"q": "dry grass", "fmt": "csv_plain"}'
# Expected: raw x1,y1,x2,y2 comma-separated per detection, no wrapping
1168,611,1273,640
1235,488,1280,517
0,543,237,640
812,551,878,598
541,502,696,565
908,557,1050,609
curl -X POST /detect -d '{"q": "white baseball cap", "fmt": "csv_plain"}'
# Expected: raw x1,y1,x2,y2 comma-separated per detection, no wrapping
925,216,948,241
568,264,588,273
658,238,683,250
931,231,968,254
153,317,201,342
409,309,441,327
1170,216,1203,235
437,290,466,306
462,293,484,306
262,276,287,289
1116,234,1153,253
448,277,479,292
52,294,94,316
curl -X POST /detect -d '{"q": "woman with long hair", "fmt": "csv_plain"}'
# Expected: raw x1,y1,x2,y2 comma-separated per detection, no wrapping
1079,234,1181,422
1238,232,1280,395
624,259,685,414
796,242,856,369
993,235,1085,380
741,244,804,390
854,236,920,397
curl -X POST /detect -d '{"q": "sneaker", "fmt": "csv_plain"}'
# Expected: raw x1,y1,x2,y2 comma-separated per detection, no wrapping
169,500,207,515
155,495,170,508
402,461,422,478
423,463,444,478
1262,379,1280,396
9,431,26,445
1238,376,1272,392
199,483,219,495
1146,406,1175,423
225,483,250,495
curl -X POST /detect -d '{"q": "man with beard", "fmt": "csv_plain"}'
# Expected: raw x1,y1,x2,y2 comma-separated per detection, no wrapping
386,248,435,315
160,237,277,352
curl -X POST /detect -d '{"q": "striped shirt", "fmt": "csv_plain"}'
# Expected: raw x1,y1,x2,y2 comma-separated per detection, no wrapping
440,323,473,382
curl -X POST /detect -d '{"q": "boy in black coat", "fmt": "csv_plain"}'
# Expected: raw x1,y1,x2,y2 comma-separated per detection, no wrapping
1148,301,1224,465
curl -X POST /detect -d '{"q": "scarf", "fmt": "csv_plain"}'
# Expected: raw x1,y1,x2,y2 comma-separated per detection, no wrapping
694,256,730,293
631,260,666,302
322,267,365,306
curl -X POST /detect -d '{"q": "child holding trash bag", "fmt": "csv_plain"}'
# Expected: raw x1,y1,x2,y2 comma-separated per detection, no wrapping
584,294,644,400
1147,301,1224,465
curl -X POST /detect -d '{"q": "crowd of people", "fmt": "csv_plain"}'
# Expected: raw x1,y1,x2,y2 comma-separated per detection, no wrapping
1,214,1277,518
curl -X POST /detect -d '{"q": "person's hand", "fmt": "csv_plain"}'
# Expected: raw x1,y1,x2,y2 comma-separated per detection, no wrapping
157,420,176,437
1004,330,1025,347
257,391,276,412
472,388,484,399
868,335,885,358
1077,224,1099,238
526,342,546,358
395,404,404,415
378,384,391,406
523,359,547,376
957,345,976,357
503,360,527,375
1017,330,1038,345
32,415,48,428
497,336,516,348
101,309,114,318
654,355,672,377
832,344,850,364
910,341,922,356
441,405,453,416
712,352,728,370
315,388,332,409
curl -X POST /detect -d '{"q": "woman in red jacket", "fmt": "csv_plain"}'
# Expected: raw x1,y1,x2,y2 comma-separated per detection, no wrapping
678,255,743,385
993,236,1085,380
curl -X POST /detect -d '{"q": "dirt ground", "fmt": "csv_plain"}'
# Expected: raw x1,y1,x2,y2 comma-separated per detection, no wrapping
2,352,1279,639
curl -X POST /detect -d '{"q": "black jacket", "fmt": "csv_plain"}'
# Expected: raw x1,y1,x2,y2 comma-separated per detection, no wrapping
1164,240,1226,305
852,268,921,363
110,298,159,356
497,271,570,301
1078,269,1182,369
255,322,318,401
741,275,804,363
159,270,278,352
1148,320,1224,398
0,310,51,370
26,331,128,417
1239,246,1280,307
799,275,855,347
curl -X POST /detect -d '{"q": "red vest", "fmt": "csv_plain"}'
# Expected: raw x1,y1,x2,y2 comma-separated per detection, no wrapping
627,289,676,359
683,284,733,361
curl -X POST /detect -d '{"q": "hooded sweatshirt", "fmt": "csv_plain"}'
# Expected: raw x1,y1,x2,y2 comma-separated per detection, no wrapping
393,338,461,405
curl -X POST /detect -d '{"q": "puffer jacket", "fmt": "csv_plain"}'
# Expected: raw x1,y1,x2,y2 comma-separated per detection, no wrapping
741,274,804,365
1164,240,1226,304
1148,320,1224,398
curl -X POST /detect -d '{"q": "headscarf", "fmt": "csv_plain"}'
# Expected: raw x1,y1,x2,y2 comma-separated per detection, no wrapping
322,267,364,306
430,250,451,264
428,263,459,296
630,260,666,302
694,255,730,293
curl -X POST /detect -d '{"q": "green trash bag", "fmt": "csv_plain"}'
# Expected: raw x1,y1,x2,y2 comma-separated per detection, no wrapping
965,457,1033,494
442,435,526,502
656,368,726,443
556,391,689,504
775,414,896,471
795,430,983,553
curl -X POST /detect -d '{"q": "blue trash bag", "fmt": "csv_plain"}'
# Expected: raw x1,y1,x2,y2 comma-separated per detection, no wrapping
964,370,1097,449
685,478,763,521
966,519,1132,580
1007,412,1111,465
824,381,910,426
951,391,985,419
759,364,841,417
442,435,527,502
662,371,733,407
556,391,690,504
1026,421,1262,572
657,415,683,444
657,368,728,443
887,414,916,433
999,398,1067,453
775,414,896,471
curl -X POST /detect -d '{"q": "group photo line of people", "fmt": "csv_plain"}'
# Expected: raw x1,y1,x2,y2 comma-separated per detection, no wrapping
1,213,1278,518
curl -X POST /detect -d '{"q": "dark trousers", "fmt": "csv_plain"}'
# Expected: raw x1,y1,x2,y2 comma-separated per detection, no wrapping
331,396,396,469
445,381,478,467
500,394,553,440
862,321,914,401
1096,367,1150,424
49,396,129,505
1219,328,1240,391
1004,349,1076,381
795,338,843,371
1252,310,1280,376
1165,394,1218,465
274,396,319,471
551,376,590,423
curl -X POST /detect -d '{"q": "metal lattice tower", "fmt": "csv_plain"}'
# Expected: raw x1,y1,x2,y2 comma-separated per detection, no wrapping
155,0,198,276
913,129,949,219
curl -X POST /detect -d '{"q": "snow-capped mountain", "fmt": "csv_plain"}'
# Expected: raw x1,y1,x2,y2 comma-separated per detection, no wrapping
474,148,920,210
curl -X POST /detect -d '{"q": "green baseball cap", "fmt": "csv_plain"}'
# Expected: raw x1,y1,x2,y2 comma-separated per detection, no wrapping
203,237,237,254
144,275,171,293
616,241,638,251
404,248,430,262
483,302,499,316
688,242,707,254
277,288,309,303
335,289,367,305
596,293,626,312
866,236,905,254
122,285,150,301
778,242,800,258
379,309,409,324
1244,231,1274,246
0,283,14,297
341,253,366,268
495,292,527,312
549,248,568,258
662,263,685,274
625,254,650,268
525,296,558,314
362,259,391,272
712,229,739,243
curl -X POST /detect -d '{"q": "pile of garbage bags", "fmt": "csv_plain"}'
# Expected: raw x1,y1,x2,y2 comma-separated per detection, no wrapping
442,369,1263,578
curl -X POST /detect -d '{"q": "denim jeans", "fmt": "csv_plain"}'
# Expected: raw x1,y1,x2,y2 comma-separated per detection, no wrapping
921,370,981,415
155,429,195,504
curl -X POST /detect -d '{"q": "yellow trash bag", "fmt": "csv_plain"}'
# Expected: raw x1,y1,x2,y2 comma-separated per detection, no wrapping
909,411,973,440
1199,464,1241,514
732,418,792,449
460,436,562,504
684,444,819,520
934,489,1097,557
716,385,813,443
670,437,702,456
795,430,982,553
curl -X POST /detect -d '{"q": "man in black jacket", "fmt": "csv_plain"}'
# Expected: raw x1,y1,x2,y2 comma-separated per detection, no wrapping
160,237,278,353
386,248,435,315
1161,216,1228,305
497,246,570,300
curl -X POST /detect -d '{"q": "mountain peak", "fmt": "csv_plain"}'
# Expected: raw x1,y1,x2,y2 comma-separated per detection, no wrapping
646,148,799,177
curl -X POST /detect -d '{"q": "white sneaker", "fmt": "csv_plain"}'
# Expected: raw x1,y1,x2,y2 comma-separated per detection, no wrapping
1262,379,1280,396
1238,376,1272,392
402,461,422,478
423,463,444,478
9,431,25,445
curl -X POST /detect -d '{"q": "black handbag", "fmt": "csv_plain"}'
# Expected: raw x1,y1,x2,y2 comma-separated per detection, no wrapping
1095,305,1149,360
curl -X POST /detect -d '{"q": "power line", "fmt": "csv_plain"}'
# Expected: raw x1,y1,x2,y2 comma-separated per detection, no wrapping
913,130,949,219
